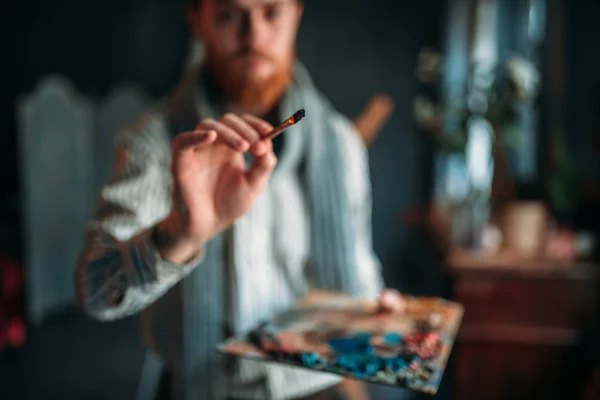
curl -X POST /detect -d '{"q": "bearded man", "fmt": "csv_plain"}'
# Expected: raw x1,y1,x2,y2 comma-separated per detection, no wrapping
75,0,403,399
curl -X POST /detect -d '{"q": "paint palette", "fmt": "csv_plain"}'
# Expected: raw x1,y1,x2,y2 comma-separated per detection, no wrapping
217,291,463,395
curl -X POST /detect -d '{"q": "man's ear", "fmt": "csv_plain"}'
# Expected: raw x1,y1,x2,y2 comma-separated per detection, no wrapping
296,2,304,21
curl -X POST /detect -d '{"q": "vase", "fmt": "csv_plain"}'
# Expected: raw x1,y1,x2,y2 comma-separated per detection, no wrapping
500,201,548,258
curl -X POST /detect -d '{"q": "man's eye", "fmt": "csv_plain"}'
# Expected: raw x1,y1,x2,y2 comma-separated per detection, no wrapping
264,5,282,20
215,10,238,24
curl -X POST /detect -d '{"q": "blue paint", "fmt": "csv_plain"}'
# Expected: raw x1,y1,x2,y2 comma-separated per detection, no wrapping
336,354,361,370
336,353,385,378
385,357,408,372
323,333,432,382
350,332,372,342
327,337,373,354
300,352,320,367
359,355,381,375
382,332,402,345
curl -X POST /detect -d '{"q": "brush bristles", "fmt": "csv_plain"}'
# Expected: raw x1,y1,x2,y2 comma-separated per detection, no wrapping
292,109,306,123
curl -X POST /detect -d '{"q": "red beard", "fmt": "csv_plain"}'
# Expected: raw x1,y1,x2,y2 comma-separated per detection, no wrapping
205,47,294,115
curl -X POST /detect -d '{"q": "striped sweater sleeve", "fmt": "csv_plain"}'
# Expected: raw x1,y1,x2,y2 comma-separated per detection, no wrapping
75,113,203,321
333,115,385,300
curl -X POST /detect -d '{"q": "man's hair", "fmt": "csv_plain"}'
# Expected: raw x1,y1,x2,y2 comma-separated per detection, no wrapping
188,0,303,10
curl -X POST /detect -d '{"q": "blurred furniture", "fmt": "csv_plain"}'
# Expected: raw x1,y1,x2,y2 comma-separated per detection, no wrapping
447,250,598,400
18,75,157,324
18,76,95,324
353,95,394,146
499,201,548,257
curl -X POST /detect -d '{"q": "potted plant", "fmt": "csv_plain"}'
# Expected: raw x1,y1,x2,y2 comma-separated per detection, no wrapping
412,48,563,255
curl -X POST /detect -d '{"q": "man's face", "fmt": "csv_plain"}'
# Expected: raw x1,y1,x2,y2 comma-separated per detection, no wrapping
189,0,303,112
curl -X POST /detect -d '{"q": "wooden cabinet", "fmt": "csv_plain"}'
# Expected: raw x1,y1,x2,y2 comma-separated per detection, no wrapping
447,252,598,400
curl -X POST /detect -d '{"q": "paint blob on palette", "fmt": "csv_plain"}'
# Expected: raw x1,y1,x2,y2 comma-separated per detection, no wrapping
217,291,463,394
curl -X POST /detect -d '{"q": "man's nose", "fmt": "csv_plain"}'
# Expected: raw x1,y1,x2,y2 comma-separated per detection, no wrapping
239,10,267,48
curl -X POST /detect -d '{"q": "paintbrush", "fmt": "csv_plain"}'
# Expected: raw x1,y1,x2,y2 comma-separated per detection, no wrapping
262,109,306,140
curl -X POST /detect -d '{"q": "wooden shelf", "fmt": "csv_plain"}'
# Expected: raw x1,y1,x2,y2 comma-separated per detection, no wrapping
447,250,598,400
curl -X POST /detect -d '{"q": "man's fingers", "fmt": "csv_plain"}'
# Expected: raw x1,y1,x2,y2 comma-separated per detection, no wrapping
378,289,406,313
171,130,217,181
185,115,274,155
173,130,217,153
199,118,249,151
250,137,273,156
241,114,274,136
221,113,262,143
239,114,273,155
245,149,277,191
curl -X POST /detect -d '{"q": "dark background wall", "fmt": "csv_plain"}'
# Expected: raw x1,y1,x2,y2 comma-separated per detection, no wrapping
565,0,600,181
